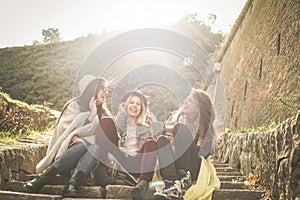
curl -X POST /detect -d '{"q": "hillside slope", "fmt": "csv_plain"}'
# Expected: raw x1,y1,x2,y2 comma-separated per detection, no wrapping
0,19,222,112
0,91,56,138
0,34,107,109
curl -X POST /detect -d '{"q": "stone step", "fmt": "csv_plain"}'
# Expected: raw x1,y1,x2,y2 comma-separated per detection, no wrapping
213,189,265,200
3,181,105,198
217,171,243,176
62,199,106,200
220,181,245,189
106,185,135,199
4,177,246,193
0,190,62,200
106,184,165,200
218,175,244,182
212,163,230,168
1,182,265,200
215,167,237,172
105,185,265,199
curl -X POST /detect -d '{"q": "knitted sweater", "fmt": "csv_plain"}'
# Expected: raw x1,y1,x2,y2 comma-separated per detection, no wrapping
36,101,99,173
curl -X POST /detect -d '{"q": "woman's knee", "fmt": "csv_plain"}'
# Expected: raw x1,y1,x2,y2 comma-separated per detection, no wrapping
99,117,117,133
173,123,188,135
157,135,170,149
173,123,193,141
97,117,118,145
87,144,101,153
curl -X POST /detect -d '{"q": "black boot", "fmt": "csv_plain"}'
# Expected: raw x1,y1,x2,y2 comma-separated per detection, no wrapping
132,180,149,200
63,169,85,198
94,163,116,188
24,165,58,192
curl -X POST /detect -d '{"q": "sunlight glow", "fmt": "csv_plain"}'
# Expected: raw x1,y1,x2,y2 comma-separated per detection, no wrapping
0,0,247,47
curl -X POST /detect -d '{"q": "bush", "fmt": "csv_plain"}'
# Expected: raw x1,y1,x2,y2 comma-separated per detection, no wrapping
0,91,56,139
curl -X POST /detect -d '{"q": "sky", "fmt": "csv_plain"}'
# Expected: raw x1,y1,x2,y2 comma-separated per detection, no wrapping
0,0,247,48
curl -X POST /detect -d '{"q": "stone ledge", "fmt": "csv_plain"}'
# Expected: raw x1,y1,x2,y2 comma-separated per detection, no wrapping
0,143,47,185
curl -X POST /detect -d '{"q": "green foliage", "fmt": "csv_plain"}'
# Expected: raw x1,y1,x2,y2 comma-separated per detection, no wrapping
207,14,217,24
42,27,61,43
225,122,277,134
0,34,103,110
0,91,56,139
0,132,17,141
32,40,40,45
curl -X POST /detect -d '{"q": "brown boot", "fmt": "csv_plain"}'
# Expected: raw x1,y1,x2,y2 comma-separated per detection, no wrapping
94,163,116,188
132,180,148,200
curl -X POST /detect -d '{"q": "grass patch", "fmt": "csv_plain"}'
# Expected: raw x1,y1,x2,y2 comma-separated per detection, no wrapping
225,122,277,133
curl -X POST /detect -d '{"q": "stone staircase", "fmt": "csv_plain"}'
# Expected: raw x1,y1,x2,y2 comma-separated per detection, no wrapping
0,161,266,200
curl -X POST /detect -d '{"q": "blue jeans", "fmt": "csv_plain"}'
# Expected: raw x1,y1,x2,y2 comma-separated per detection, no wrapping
52,142,86,173
52,142,99,176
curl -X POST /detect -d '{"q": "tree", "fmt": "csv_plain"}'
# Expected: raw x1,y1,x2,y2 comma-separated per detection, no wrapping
42,28,61,43
208,14,217,24
32,40,40,45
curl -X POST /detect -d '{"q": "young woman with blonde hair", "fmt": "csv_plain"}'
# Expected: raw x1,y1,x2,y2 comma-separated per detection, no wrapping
96,90,164,199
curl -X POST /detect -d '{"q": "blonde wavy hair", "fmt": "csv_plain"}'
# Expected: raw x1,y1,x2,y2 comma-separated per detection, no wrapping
125,90,148,125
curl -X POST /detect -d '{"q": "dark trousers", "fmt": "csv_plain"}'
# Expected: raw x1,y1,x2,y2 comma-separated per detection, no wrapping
157,123,201,181
96,118,158,182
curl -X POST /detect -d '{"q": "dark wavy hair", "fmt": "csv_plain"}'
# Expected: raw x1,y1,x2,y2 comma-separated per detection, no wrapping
57,77,111,124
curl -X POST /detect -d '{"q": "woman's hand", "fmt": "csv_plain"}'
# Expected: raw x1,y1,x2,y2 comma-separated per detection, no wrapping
71,135,80,143
118,102,126,113
147,112,157,125
166,132,174,143
88,97,97,121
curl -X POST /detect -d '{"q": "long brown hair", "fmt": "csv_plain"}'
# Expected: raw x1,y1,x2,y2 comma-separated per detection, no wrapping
174,88,216,142
191,89,216,141
57,77,111,124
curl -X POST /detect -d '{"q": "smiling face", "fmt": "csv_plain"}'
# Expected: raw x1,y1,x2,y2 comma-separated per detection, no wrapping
127,95,142,120
182,93,198,115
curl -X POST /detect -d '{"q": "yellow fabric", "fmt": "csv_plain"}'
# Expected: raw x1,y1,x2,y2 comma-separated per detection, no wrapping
149,161,163,190
183,157,220,200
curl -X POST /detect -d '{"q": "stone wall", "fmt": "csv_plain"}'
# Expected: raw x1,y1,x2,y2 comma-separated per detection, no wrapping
213,112,300,199
0,144,46,187
214,0,299,130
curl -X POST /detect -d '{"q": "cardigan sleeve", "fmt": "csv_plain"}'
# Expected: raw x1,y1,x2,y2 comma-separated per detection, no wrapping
76,112,99,138
47,101,80,155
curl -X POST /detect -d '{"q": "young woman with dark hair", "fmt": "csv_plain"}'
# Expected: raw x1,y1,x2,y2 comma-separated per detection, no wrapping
24,75,115,197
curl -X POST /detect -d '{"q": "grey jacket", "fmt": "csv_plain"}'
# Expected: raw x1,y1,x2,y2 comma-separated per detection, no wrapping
114,111,164,148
